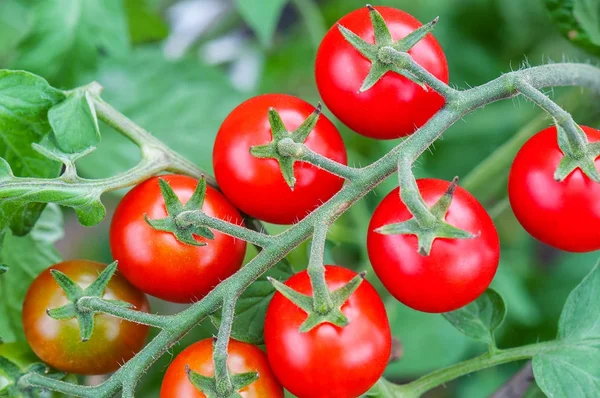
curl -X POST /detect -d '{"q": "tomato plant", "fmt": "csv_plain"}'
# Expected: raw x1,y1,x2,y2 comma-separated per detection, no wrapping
367,179,500,313
22,260,150,375
213,94,347,224
315,6,448,139
160,339,283,398
110,174,247,303
264,265,391,398
508,126,600,252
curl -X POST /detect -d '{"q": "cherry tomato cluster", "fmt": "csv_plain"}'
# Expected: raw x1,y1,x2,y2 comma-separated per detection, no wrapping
17,5,599,398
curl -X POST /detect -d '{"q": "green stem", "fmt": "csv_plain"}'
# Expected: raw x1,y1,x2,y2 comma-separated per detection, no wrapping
396,341,558,397
307,223,333,313
77,296,172,329
176,210,275,248
214,298,237,395
397,156,437,228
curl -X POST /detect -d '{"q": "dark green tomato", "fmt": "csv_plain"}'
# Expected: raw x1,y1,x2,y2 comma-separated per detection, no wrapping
22,260,150,375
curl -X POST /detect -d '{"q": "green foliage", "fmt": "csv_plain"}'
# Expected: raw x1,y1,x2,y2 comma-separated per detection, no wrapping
443,289,507,349
0,205,63,342
211,260,293,345
235,0,288,47
533,261,600,397
545,0,600,56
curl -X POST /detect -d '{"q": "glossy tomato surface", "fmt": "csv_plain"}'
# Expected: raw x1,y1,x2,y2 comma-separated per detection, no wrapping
22,260,150,375
508,126,600,252
213,94,347,225
110,174,247,303
367,179,500,313
264,265,391,398
160,339,283,398
316,6,448,139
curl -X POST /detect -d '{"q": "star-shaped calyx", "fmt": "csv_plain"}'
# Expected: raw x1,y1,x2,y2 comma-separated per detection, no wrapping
144,177,215,246
249,104,322,190
554,124,600,182
376,177,475,256
185,364,258,398
267,271,365,332
338,5,439,92
46,262,133,341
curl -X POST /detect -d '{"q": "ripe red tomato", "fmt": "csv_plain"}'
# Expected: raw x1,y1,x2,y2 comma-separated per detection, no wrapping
110,174,247,303
160,339,283,398
22,260,150,375
213,94,347,225
315,6,448,139
264,265,391,398
367,179,500,313
508,125,600,252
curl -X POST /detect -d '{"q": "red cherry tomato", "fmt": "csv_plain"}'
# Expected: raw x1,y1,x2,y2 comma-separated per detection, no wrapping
264,265,391,398
508,125,600,252
213,94,347,225
160,339,284,398
367,179,500,313
22,260,150,375
315,6,448,139
110,174,247,303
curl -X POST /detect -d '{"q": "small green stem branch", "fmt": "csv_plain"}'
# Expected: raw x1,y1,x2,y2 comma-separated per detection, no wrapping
20,62,600,396
214,298,237,395
307,223,334,313
277,138,361,180
176,210,275,248
397,156,437,228
77,296,172,329
395,341,559,397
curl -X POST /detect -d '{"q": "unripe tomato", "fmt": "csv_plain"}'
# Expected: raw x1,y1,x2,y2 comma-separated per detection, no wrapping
22,260,150,375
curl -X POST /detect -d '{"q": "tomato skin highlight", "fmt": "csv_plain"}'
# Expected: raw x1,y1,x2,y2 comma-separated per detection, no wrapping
264,265,391,398
367,179,500,313
160,339,284,398
22,260,150,375
213,94,347,225
508,126,600,252
110,174,247,303
315,6,449,139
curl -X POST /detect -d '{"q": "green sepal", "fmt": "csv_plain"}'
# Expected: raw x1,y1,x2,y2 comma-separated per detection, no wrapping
376,177,475,256
144,177,215,246
249,105,322,190
46,261,125,342
554,124,600,182
186,365,259,398
338,5,439,92
267,271,366,332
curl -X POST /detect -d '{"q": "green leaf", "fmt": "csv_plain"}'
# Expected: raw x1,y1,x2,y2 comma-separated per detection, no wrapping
12,0,130,86
235,0,288,47
125,0,169,44
443,289,507,348
0,205,62,342
533,260,600,398
0,70,65,234
211,260,293,345
48,90,100,154
545,0,600,55
0,0,31,63
77,48,245,180
574,0,600,45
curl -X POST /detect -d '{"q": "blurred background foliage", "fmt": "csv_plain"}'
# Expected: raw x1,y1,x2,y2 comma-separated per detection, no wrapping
0,0,599,397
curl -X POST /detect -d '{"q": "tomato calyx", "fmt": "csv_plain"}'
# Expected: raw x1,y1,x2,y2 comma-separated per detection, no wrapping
144,177,215,246
185,364,258,398
376,177,475,256
267,271,365,332
0,355,63,397
45,262,134,341
554,124,600,182
338,5,438,92
249,103,322,190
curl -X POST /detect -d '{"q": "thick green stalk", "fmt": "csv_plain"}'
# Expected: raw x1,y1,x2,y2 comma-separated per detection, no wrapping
307,223,334,313
214,298,237,395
